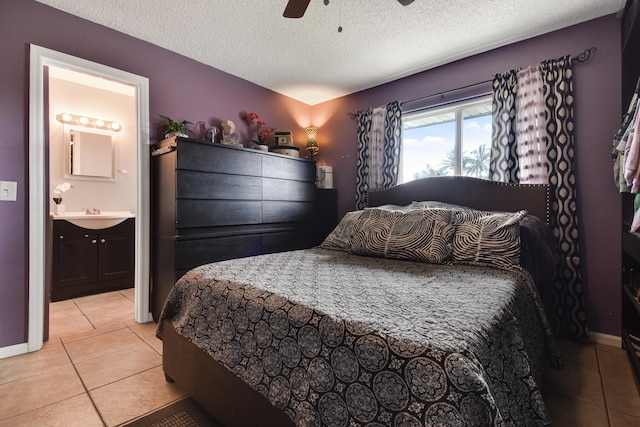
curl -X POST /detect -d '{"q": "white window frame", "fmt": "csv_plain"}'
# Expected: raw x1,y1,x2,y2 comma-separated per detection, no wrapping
401,96,492,182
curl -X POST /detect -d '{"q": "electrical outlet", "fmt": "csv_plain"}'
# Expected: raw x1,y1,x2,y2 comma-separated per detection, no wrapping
0,181,17,201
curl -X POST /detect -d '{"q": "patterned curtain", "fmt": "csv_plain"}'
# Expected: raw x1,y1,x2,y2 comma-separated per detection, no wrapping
515,66,549,184
489,56,588,338
490,70,519,183
355,101,402,209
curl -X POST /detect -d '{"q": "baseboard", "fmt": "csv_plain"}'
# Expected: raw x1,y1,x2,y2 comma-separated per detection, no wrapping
588,331,622,348
0,342,28,360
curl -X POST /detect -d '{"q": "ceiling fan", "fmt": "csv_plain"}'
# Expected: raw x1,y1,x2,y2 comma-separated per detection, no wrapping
283,0,415,18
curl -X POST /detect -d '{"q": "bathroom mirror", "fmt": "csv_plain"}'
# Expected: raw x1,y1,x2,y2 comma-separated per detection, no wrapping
65,128,115,180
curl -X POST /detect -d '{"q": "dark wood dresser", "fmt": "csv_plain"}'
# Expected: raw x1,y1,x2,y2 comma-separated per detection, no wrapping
151,137,319,320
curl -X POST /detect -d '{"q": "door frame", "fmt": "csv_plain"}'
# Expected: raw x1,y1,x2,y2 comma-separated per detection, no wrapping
28,45,151,352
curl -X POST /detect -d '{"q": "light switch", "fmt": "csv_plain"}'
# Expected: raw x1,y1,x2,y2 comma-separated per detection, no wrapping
0,181,17,201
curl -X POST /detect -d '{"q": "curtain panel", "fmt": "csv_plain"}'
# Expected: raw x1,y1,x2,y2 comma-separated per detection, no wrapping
355,101,402,209
490,69,520,183
490,56,588,338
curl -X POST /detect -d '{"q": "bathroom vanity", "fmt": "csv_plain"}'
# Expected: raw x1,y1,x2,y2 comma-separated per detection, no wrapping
51,214,135,301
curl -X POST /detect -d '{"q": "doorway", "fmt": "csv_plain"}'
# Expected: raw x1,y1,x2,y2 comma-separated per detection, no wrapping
28,45,151,353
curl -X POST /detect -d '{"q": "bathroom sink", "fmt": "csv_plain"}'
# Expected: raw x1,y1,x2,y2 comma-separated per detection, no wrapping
51,211,135,229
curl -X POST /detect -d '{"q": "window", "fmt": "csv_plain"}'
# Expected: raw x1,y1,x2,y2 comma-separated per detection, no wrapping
400,97,492,183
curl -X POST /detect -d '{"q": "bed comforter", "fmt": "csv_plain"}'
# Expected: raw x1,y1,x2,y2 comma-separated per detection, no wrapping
158,247,560,427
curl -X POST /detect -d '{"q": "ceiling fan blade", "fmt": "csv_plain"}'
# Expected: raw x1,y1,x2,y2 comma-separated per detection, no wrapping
398,0,415,5
283,0,311,18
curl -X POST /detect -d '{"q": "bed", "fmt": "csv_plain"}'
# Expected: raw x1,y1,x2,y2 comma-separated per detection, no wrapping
157,176,561,427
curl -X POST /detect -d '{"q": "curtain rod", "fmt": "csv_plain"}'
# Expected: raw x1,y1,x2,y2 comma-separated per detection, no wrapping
347,46,597,119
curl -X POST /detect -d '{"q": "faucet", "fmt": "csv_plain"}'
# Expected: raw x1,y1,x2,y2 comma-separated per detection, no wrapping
85,208,101,215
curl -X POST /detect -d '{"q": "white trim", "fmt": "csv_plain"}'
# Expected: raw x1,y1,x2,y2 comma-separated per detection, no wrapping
0,343,29,360
18,45,151,357
27,46,47,353
588,331,622,348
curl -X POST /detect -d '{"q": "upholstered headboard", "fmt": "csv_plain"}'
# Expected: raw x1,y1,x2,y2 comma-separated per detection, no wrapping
367,176,550,225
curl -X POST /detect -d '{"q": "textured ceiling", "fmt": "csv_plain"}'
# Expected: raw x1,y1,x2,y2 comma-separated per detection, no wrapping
36,0,625,105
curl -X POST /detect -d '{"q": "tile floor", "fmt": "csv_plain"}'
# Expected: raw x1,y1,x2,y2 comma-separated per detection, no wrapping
0,290,639,426
0,289,185,426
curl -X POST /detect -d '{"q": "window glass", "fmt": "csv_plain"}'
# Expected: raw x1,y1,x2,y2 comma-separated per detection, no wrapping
461,110,491,179
400,98,491,183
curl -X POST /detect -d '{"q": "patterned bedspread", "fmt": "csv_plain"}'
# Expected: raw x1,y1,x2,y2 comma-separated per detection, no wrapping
158,248,560,427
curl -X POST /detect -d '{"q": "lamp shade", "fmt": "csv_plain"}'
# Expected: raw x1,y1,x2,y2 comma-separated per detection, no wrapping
304,126,319,160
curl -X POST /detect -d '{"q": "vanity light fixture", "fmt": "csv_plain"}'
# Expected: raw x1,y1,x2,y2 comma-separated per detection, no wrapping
56,113,122,132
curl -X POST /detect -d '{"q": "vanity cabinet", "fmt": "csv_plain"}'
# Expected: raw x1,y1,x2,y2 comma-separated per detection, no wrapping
51,218,135,301
151,137,318,320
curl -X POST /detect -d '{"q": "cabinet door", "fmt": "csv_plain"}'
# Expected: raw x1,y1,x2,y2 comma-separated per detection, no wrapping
53,233,98,288
98,232,135,281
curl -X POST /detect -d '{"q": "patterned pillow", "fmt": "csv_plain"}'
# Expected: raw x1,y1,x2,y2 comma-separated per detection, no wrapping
376,203,415,211
411,200,463,210
451,208,527,269
319,210,363,251
350,208,454,264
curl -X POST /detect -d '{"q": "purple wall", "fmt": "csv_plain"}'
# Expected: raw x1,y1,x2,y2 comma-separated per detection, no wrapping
0,1,311,348
0,1,624,347
314,15,623,336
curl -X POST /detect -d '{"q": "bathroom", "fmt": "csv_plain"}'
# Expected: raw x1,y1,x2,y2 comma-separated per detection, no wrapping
48,66,138,304
48,66,137,216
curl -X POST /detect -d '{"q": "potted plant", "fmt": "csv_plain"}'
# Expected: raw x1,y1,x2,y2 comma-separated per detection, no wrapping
52,182,72,215
244,112,274,147
156,115,192,139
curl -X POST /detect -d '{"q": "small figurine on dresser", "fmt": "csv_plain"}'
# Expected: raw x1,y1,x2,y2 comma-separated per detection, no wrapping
192,121,219,143
220,119,242,147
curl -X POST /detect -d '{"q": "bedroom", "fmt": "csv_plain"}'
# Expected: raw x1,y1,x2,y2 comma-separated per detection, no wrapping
0,0,638,425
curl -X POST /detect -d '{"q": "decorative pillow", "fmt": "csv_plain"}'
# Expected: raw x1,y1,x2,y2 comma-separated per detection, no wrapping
451,208,527,269
349,207,454,264
411,200,462,210
375,203,415,211
319,210,363,251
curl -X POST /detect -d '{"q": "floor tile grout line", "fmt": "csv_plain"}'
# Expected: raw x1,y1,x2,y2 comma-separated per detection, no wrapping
126,324,163,356
118,289,135,303
60,339,108,426
64,333,144,365
5,290,144,425
0,364,81,422
594,346,613,427
0,345,71,387
74,299,99,330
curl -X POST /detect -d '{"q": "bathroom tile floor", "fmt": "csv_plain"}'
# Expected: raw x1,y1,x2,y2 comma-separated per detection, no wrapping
0,289,639,426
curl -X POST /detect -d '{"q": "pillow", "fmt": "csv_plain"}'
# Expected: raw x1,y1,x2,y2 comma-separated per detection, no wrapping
319,210,363,251
410,200,462,210
451,208,527,269
349,207,454,264
375,203,415,211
